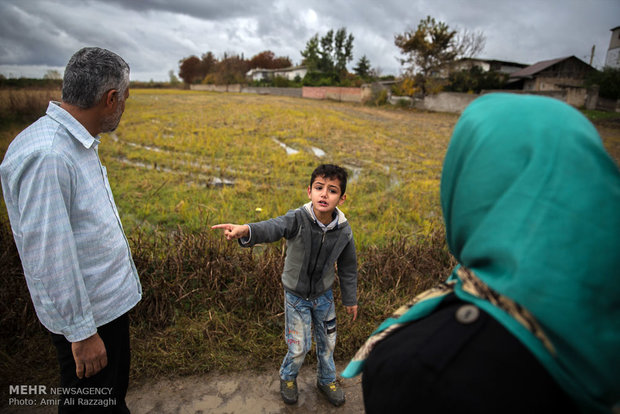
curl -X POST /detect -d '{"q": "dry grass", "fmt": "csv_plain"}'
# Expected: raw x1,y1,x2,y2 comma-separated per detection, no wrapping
0,89,61,125
0,222,454,393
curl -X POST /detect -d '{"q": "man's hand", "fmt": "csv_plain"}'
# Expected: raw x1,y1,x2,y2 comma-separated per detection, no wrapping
71,333,107,379
345,305,358,321
212,223,249,241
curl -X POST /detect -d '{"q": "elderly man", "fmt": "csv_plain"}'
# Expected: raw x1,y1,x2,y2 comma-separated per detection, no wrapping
0,47,141,413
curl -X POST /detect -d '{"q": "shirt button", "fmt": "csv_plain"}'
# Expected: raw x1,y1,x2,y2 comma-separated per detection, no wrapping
455,304,480,324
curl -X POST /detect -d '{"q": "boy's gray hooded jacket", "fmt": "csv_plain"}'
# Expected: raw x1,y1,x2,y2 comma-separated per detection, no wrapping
241,202,357,306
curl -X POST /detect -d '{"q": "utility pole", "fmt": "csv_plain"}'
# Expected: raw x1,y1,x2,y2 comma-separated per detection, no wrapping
589,45,595,66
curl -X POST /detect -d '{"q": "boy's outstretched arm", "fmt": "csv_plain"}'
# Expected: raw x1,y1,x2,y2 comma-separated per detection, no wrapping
211,223,250,241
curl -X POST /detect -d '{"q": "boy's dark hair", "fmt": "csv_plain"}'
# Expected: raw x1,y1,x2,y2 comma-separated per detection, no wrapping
310,164,348,195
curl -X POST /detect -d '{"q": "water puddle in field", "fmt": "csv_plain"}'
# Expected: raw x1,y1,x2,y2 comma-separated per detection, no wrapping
127,141,164,153
310,146,326,157
271,138,328,159
107,134,366,187
341,163,362,182
107,134,237,175
110,134,191,157
113,156,234,187
383,164,401,188
272,138,299,155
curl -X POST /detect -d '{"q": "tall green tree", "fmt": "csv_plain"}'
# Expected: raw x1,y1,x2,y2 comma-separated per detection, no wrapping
334,28,354,73
301,27,354,83
319,30,335,73
353,55,371,79
301,35,321,71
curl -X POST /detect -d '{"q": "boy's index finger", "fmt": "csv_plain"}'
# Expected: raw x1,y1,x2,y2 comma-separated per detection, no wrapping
211,224,231,230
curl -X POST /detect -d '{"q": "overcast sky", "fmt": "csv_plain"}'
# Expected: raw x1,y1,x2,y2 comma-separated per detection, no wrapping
1,0,618,81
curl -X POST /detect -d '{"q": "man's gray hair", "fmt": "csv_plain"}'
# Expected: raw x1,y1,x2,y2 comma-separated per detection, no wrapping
62,47,130,109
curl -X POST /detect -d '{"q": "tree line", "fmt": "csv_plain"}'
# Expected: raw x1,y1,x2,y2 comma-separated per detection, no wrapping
178,50,292,85
177,15,620,99
177,17,502,94
178,27,381,88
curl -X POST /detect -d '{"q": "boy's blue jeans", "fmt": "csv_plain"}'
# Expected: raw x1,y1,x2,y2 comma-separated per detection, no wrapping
280,289,337,385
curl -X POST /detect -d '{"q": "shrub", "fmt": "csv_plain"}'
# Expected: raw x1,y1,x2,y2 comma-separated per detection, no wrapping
367,89,388,106
392,78,418,97
446,66,508,93
272,76,290,87
586,67,620,100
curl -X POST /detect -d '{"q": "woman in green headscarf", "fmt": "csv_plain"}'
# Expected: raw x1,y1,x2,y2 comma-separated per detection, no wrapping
342,93,620,413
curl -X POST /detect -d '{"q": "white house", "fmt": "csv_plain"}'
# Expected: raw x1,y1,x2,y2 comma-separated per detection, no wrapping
450,58,529,75
246,66,308,82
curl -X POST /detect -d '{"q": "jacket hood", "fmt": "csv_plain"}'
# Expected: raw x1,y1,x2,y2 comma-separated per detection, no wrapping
302,202,348,226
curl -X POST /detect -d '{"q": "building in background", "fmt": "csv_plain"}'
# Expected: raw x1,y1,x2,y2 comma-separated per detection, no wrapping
507,56,595,91
505,56,597,108
246,66,308,82
605,26,620,68
450,58,528,75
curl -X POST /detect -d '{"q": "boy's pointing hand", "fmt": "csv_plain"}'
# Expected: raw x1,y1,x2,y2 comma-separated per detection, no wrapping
211,223,250,240
345,305,358,322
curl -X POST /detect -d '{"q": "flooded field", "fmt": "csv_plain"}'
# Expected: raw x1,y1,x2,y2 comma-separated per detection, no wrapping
102,89,458,246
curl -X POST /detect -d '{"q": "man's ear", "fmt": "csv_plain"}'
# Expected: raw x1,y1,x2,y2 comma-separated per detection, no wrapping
338,193,347,205
104,89,118,108
307,186,312,199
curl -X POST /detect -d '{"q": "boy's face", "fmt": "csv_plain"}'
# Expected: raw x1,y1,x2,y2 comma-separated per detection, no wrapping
307,175,346,216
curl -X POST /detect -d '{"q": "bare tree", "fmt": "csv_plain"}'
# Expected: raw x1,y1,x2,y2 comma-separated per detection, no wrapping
454,28,486,59
44,69,62,80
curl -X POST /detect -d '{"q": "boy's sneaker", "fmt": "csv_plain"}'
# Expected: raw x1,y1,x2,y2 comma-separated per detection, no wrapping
317,380,345,407
280,379,298,405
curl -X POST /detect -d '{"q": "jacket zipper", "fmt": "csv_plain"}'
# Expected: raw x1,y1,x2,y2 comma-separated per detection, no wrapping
307,230,326,299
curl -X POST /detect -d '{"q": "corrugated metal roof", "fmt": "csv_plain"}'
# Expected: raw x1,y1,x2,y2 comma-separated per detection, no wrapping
509,56,572,79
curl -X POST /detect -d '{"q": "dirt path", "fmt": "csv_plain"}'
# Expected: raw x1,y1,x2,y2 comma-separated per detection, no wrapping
126,363,364,414
2,363,364,414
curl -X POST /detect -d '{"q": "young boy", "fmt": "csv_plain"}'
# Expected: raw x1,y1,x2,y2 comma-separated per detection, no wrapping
212,164,358,407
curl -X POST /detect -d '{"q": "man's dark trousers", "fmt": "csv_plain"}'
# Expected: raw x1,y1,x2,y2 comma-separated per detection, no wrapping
51,313,130,413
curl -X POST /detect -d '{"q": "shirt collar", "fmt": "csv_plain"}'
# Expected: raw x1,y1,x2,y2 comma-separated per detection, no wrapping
309,204,339,231
46,101,99,149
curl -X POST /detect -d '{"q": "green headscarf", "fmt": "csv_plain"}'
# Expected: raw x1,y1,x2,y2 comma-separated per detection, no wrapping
441,93,620,412
343,93,620,413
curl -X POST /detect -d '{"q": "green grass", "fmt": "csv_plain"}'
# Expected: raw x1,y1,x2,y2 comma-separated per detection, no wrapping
582,108,620,122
